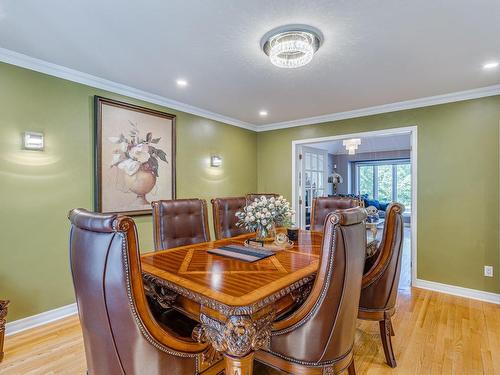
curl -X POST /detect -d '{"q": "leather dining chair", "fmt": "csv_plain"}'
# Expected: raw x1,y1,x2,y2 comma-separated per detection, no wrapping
257,207,367,375
358,203,405,368
68,208,208,375
211,196,247,240
151,199,210,250
310,196,361,231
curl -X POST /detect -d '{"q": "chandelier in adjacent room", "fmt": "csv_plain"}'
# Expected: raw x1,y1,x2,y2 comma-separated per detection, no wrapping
343,138,362,155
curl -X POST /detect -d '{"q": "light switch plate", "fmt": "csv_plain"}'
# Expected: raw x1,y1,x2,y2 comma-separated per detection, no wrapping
484,265,493,277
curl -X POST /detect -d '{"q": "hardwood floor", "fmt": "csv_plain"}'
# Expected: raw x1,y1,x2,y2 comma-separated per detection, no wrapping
1,286,499,374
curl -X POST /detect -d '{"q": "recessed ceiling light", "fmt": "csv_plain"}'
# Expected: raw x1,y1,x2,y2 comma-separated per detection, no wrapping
259,110,268,117
483,62,499,70
176,79,188,87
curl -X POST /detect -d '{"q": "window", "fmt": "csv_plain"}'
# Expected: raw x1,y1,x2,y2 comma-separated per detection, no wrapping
355,159,411,211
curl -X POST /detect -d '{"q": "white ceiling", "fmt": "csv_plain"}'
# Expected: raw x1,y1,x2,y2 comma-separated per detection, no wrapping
1,0,500,127
312,133,411,155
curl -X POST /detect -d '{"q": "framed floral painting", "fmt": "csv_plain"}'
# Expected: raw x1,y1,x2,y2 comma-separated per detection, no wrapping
94,96,176,215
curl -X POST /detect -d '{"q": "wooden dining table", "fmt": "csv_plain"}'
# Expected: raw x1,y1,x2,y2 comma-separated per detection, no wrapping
141,229,378,374
141,230,322,375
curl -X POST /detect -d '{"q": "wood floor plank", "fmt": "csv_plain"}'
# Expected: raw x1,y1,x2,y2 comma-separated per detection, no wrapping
1,287,499,374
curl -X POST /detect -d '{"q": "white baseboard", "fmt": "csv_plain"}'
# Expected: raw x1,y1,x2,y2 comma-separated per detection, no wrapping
5,303,78,336
4,280,499,337
414,279,500,305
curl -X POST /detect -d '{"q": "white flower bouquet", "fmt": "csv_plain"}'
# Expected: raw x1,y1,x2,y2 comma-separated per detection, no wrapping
236,195,295,240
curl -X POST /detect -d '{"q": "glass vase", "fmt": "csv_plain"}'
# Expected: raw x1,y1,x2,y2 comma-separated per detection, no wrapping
256,222,276,242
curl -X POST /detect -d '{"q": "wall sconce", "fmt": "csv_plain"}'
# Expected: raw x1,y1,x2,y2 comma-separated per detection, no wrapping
23,131,44,151
210,154,222,167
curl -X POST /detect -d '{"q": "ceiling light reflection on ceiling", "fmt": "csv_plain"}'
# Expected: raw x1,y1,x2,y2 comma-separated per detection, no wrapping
262,25,322,69
259,110,268,117
483,62,499,70
176,79,188,87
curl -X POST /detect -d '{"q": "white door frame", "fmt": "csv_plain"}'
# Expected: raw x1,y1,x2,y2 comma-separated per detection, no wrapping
291,125,418,286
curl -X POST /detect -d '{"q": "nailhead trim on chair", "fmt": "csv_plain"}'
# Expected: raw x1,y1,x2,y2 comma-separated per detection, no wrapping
265,343,354,367
119,232,201,374
272,217,338,336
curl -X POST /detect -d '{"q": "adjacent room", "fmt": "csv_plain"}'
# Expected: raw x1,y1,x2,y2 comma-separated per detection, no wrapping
295,131,414,290
1,1,499,375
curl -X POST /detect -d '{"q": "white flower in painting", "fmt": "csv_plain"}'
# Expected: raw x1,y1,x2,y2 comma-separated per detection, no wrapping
110,152,123,166
118,158,141,176
262,207,268,213
108,136,122,144
129,144,150,163
265,212,271,218
269,197,275,203
260,196,266,201
262,219,267,225
255,212,262,219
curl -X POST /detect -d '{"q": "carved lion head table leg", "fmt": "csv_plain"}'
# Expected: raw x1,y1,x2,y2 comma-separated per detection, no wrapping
197,308,275,375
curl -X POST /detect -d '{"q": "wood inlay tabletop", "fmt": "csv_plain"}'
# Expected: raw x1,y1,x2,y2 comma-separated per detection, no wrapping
141,231,321,307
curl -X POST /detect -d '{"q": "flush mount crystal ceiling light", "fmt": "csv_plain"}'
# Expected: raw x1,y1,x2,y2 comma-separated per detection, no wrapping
261,25,322,69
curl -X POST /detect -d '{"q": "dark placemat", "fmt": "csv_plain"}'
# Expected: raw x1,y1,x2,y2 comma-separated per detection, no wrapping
208,244,274,262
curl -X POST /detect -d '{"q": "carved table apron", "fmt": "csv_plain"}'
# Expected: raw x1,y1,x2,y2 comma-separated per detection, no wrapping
141,231,321,375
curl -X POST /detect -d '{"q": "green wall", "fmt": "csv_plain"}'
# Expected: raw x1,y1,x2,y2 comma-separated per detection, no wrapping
257,97,500,294
0,62,257,321
1,60,499,322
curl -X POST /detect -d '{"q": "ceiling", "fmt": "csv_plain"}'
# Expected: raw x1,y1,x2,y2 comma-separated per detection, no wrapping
312,133,411,155
1,0,500,127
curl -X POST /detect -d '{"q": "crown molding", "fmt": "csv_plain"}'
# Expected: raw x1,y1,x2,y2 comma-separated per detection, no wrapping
256,84,500,132
2,47,500,134
0,47,257,131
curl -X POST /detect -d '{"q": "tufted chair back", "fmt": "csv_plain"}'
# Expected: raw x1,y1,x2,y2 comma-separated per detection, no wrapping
310,196,361,231
211,197,247,240
151,199,210,250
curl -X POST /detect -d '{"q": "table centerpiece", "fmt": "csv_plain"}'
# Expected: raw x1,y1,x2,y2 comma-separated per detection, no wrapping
236,195,294,242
